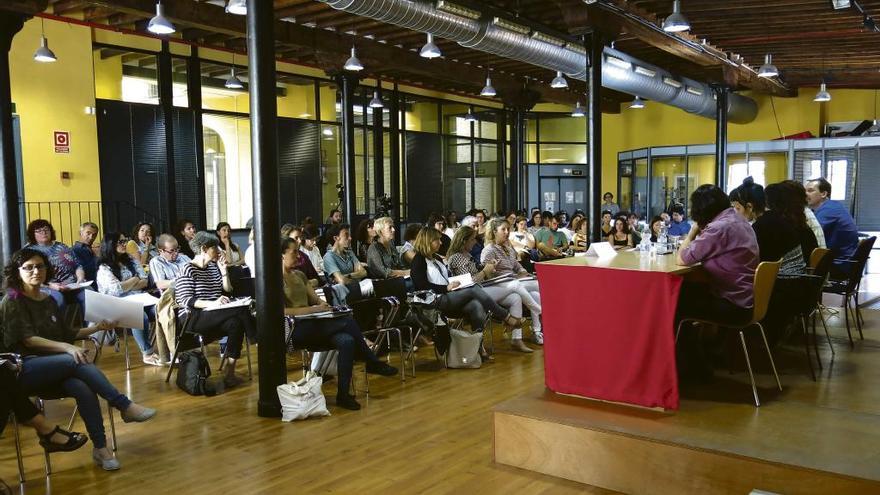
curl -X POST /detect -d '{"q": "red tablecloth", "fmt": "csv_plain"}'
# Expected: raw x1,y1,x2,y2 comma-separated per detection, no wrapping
536,262,683,410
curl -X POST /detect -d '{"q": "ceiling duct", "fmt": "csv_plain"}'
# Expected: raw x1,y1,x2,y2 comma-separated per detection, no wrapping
319,0,758,123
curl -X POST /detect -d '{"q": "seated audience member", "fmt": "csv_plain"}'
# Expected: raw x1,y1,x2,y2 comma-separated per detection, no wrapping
534,214,570,260
602,192,620,216
300,227,325,274
627,213,642,245
216,222,244,267
805,177,859,258
459,215,484,262
174,231,255,388
1,248,156,470
319,209,344,253
282,225,320,286
527,210,543,234
599,210,613,238
660,211,671,226
607,217,633,250
509,216,537,257
410,227,519,359
482,218,544,345
804,205,827,249
126,222,158,268
505,210,518,229
470,209,488,236
24,219,87,311
444,211,459,239
174,219,197,259
322,224,370,304
555,211,574,242
149,234,192,290
72,222,100,287
96,232,161,366
366,217,410,280
649,215,665,243
428,214,452,256
243,217,255,270
400,223,422,267
446,227,532,353
667,205,691,237
1,364,89,456
354,218,375,263
676,184,759,323
570,216,589,252
282,239,397,411
774,180,820,260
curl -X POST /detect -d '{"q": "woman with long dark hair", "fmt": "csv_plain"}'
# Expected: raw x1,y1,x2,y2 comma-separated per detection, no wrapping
607,217,633,250
126,222,158,267
96,232,160,366
216,222,244,267
174,219,197,259
354,218,376,263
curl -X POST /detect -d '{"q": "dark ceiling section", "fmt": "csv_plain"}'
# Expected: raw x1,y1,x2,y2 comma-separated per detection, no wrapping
34,0,880,105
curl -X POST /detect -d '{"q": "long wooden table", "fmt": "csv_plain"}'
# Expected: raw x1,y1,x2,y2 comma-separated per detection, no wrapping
535,250,700,410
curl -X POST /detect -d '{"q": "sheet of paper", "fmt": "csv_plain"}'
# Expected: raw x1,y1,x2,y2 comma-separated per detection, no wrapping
122,292,160,307
202,297,252,312
84,290,145,330
586,242,617,258
449,273,474,290
63,281,93,290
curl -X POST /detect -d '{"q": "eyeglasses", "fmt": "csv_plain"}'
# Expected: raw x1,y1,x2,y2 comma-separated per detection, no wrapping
117,239,130,245
161,247,179,253
34,227,51,235
19,263,46,272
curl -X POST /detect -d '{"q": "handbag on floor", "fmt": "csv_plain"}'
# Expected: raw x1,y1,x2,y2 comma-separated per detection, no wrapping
176,350,216,396
277,371,331,421
446,327,482,369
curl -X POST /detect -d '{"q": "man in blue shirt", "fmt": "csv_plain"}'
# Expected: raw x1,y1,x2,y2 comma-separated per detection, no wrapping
667,205,692,237
806,177,859,258
72,221,99,287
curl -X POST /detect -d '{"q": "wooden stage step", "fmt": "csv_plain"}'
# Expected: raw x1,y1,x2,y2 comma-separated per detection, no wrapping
493,387,880,494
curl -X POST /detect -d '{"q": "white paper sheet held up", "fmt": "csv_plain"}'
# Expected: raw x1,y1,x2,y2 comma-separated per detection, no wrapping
64,281,94,290
122,292,160,307
84,290,145,330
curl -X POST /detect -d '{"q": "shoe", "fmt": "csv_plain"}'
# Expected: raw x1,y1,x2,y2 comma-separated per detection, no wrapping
121,404,157,423
365,361,398,376
142,354,163,367
503,314,523,328
479,345,495,362
532,331,544,345
92,450,121,471
336,393,361,410
38,426,88,453
511,339,534,353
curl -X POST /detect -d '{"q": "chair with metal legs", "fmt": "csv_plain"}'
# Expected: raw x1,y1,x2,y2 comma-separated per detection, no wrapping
8,411,26,484
823,237,876,347
676,261,783,407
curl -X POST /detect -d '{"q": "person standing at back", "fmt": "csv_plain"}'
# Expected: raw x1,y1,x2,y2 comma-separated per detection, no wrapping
805,177,858,259
602,192,620,216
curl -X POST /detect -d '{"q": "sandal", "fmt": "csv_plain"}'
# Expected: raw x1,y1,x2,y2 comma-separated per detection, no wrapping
503,314,522,328
38,426,89,453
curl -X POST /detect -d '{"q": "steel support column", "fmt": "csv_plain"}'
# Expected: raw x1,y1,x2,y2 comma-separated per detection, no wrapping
715,86,729,190
372,86,384,203
587,33,603,241
186,46,207,230
158,40,178,229
509,108,525,210
0,13,24,268
247,0,285,418
337,74,358,223
388,84,401,227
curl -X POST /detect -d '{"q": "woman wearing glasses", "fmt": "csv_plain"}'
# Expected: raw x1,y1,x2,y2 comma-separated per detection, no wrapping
1,248,157,471
24,219,87,313
96,232,161,366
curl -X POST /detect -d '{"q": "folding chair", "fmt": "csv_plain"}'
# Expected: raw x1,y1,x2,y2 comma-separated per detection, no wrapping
283,316,364,397
823,237,876,347
358,297,409,381
676,261,783,407
8,411,26,484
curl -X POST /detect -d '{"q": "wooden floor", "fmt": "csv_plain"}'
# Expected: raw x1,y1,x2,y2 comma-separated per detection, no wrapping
3,297,877,494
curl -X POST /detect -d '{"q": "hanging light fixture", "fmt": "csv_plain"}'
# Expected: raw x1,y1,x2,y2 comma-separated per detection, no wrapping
662,0,690,33
33,19,57,63
464,106,477,122
630,96,646,109
147,1,176,35
344,46,363,71
571,101,585,117
369,90,384,108
550,71,568,89
757,54,779,78
814,82,831,102
226,0,247,15
419,33,441,59
225,53,244,89
480,74,497,97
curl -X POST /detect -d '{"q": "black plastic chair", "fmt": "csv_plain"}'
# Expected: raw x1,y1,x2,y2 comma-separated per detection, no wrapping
823,236,876,347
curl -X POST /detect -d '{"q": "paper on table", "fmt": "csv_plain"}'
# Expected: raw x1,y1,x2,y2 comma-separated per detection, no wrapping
84,290,145,330
586,242,617,258
63,281,93,290
449,273,474,290
202,297,253,312
122,292,160,307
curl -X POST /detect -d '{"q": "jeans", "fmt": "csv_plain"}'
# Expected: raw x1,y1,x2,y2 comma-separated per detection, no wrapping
290,316,380,398
130,305,157,355
438,285,510,332
18,354,131,449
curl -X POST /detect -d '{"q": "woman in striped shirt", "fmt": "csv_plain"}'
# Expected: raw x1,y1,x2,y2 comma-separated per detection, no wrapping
174,231,255,388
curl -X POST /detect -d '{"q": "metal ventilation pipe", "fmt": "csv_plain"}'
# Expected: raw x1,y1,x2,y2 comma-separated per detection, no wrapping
319,0,758,124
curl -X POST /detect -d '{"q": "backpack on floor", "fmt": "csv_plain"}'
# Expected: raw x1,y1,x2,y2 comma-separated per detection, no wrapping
176,350,216,396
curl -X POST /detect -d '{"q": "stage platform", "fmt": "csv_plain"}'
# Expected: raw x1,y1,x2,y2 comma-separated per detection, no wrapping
493,309,880,495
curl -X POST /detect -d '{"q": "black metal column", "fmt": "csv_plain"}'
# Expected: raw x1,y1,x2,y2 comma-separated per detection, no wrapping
158,40,178,228
497,109,508,210
715,86,729,190
388,84,401,226
338,74,358,223
372,86,384,203
187,46,207,230
247,0,285,418
0,13,24,268
509,108,524,210
587,33,603,241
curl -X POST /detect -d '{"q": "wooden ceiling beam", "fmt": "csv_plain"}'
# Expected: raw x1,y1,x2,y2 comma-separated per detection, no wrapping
0,0,49,15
